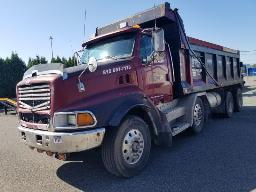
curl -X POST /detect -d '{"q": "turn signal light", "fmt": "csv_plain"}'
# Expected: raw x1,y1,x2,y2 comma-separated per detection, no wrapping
77,113,95,127
132,24,141,29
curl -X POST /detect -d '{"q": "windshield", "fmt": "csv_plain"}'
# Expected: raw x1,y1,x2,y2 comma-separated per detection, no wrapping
81,33,135,65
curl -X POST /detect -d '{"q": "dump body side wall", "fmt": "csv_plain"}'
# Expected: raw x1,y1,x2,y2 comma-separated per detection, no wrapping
189,43,242,93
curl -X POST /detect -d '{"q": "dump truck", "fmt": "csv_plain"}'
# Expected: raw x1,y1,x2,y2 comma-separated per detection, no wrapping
16,2,243,177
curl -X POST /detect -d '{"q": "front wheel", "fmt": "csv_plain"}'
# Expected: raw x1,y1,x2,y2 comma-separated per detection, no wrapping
101,116,151,178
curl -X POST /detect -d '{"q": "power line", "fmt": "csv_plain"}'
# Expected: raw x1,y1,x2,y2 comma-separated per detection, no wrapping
240,52,256,55
240,50,256,53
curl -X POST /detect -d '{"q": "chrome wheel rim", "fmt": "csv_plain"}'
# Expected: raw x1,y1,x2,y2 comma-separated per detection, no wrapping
193,103,203,126
122,129,144,165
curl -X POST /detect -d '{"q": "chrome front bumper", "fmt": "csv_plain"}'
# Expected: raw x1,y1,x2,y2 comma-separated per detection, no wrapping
18,126,105,153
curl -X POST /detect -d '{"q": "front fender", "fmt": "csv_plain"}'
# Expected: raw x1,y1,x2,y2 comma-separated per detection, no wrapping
108,94,168,138
108,98,150,127
55,88,164,135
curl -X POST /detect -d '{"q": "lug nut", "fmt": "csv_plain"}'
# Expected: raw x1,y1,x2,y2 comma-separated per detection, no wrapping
55,153,68,161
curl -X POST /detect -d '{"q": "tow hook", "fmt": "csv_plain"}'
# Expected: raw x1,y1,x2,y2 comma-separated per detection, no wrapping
30,146,69,160
55,153,69,161
46,151,54,157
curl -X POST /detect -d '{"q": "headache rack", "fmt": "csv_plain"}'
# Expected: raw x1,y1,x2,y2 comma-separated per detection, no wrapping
97,2,177,37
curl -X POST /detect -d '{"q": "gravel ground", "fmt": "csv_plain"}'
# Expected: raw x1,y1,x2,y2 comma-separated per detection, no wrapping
0,77,256,192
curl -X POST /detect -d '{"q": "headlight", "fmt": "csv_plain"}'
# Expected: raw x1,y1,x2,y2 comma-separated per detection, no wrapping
67,114,76,126
54,111,96,130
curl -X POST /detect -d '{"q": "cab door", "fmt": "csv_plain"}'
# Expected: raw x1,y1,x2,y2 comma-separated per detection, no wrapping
138,34,173,105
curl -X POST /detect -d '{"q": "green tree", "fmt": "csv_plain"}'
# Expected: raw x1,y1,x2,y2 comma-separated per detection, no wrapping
27,55,48,68
0,53,26,97
61,57,67,66
51,56,62,63
63,56,76,68
0,58,5,97
51,56,76,68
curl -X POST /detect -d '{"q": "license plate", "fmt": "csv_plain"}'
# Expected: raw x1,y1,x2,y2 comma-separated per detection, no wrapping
53,136,62,143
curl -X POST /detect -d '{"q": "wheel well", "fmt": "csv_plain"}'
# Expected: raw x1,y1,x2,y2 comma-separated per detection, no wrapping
224,85,242,95
126,107,156,138
231,86,242,96
200,95,210,122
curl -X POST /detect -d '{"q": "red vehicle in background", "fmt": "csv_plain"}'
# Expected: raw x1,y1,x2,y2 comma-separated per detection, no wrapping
16,2,243,177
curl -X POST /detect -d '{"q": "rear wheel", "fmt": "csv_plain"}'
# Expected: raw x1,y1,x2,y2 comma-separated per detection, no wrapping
191,97,205,133
102,116,151,177
224,91,234,118
234,88,243,112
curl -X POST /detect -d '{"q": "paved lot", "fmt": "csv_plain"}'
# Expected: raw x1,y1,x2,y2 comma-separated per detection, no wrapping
0,78,256,192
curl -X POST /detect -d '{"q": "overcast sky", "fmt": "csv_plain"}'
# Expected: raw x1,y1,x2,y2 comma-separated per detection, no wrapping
0,0,255,64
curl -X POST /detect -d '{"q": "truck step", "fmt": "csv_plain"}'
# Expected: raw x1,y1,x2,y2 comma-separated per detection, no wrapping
171,122,190,136
157,99,178,113
165,106,186,123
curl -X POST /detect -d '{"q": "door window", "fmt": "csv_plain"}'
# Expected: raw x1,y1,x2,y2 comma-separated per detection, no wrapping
140,35,153,63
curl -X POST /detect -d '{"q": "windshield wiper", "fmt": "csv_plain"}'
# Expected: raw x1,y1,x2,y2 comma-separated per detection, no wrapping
98,55,118,61
116,55,131,60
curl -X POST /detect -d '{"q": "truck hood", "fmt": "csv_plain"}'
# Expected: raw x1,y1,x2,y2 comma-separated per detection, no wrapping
53,58,135,112
18,58,136,115
23,63,64,80
23,59,133,80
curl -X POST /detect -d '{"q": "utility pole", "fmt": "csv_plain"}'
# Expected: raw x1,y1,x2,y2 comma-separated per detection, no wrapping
49,36,54,60
83,10,87,43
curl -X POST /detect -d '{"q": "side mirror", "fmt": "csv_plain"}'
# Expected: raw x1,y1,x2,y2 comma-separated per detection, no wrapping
74,50,83,65
152,29,165,52
88,57,98,72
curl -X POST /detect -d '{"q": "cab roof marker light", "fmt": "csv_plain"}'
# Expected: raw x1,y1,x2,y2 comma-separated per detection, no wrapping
120,22,128,29
132,24,141,29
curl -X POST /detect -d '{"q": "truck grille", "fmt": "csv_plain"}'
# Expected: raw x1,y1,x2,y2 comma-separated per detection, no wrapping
19,113,50,124
18,83,51,112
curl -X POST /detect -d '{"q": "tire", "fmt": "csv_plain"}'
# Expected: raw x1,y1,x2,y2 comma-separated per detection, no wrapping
191,97,205,133
101,116,151,178
234,88,243,112
224,91,234,118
